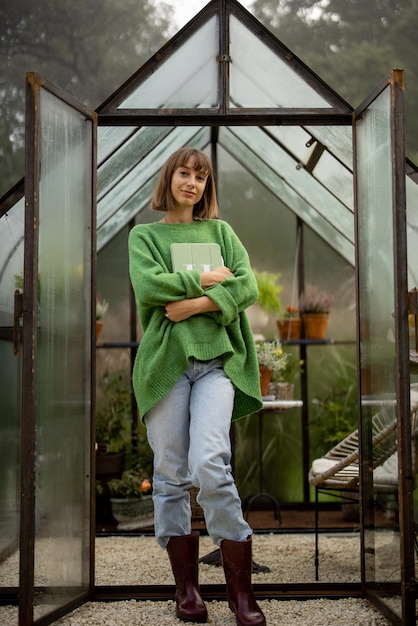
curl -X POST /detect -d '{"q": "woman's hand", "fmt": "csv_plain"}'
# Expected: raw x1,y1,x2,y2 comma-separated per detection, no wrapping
200,265,234,289
165,296,220,322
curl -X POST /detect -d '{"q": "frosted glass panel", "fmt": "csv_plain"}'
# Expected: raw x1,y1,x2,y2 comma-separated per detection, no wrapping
33,88,92,619
119,17,218,109
355,85,401,617
230,16,329,108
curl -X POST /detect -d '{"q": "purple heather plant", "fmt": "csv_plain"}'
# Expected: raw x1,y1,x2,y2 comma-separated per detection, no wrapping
299,284,334,314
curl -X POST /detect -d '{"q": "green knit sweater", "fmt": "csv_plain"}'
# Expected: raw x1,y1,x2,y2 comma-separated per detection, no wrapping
128,218,263,421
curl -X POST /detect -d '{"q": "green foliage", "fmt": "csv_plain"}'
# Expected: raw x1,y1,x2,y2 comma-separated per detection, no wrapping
252,0,418,163
253,268,283,316
0,0,174,195
124,423,154,479
95,370,131,452
274,350,304,383
255,339,287,376
310,352,358,458
108,470,148,499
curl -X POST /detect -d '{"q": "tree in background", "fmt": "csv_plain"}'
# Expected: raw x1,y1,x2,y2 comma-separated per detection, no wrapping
0,0,174,195
252,0,418,162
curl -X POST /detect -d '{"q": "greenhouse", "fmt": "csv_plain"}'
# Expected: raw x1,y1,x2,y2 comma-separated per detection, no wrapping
1,0,418,624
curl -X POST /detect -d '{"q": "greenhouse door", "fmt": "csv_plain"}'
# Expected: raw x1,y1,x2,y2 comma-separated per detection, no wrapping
354,69,415,625
20,73,97,625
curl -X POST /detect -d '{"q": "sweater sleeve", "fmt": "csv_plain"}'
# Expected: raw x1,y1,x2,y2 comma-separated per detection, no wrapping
128,228,204,307
204,223,258,326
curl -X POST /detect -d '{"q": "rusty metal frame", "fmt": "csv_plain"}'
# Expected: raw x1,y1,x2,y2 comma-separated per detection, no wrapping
19,72,97,626
353,69,415,626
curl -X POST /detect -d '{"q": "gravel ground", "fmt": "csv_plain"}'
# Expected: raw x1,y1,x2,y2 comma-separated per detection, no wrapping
0,533,396,625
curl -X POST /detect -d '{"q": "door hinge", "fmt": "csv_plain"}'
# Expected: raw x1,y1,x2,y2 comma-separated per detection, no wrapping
13,290,24,356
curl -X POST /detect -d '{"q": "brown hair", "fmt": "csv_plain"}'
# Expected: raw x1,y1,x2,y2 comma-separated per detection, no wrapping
151,147,219,219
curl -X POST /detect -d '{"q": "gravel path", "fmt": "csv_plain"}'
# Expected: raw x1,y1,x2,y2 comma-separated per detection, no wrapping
0,533,395,625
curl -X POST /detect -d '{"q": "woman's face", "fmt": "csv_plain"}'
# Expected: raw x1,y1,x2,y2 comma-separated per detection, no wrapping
170,159,208,210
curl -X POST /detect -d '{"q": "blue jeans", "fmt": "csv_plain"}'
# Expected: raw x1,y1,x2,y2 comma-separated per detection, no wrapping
144,357,252,548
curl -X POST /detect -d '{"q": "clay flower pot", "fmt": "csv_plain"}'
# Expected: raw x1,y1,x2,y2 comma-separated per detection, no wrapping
277,318,301,340
302,313,329,339
259,366,273,396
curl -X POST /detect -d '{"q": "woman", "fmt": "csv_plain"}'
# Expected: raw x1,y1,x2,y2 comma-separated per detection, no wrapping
128,147,265,626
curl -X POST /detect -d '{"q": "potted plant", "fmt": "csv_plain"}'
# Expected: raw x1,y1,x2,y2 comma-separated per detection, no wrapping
108,470,154,528
96,292,109,341
255,339,287,396
277,306,301,341
269,350,304,400
248,269,283,336
299,284,334,339
95,369,132,523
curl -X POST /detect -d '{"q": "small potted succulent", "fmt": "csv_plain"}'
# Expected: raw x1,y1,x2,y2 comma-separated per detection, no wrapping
299,284,334,339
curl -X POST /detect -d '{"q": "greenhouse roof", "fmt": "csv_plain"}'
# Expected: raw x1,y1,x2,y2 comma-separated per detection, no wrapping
1,0,418,325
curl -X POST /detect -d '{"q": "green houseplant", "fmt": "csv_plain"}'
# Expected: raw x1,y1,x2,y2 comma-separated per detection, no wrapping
108,470,153,528
255,339,287,395
248,269,283,337
95,369,132,523
253,269,283,316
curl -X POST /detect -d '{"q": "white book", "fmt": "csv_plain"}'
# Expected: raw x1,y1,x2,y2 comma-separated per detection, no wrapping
170,243,223,272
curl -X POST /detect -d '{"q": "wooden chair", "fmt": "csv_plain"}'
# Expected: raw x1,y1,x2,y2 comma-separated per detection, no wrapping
309,385,418,580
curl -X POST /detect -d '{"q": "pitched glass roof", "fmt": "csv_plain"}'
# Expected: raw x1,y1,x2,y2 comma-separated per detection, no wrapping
1,0,418,326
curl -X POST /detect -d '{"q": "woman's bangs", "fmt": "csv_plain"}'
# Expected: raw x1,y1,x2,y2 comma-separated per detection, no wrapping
178,150,211,177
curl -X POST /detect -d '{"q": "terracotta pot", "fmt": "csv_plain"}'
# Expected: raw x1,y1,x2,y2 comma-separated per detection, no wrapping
277,318,301,340
96,320,104,342
259,366,273,396
302,313,329,339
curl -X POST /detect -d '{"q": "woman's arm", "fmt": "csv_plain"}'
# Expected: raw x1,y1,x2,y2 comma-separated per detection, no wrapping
165,295,220,322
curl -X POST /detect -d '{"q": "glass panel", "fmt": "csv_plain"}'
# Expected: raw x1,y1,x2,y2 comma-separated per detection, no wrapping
230,16,330,108
97,127,137,163
355,86,401,617
312,150,353,210
33,88,92,619
306,125,353,170
0,339,21,588
0,199,25,325
268,126,316,164
219,127,354,265
98,127,172,200
406,174,418,288
119,17,218,109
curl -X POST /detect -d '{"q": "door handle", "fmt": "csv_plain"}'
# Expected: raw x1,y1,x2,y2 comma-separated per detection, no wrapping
13,289,23,356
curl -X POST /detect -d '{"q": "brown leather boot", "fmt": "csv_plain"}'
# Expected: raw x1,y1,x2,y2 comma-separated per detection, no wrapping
167,532,208,623
220,536,266,626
